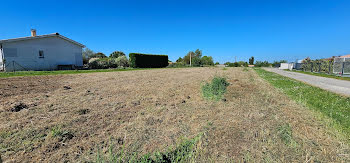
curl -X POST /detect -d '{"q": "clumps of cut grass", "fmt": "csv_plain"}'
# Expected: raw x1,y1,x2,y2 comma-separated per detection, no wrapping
277,124,299,149
51,126,74,141
201,76,230,101
96,134,202,163
277,124,293,145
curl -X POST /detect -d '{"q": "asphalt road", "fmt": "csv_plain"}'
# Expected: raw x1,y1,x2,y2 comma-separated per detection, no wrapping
264,68,350,96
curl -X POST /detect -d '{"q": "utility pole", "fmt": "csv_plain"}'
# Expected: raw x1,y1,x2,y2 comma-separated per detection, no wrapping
190,52,192,66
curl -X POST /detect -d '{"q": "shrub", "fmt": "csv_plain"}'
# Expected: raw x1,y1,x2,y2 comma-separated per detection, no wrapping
88,58,118,69
115,56,129,67
129,53,168,68
201,76,230,100
167,62,190,68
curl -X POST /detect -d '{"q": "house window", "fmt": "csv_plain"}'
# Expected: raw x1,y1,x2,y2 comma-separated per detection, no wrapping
39,50,44,58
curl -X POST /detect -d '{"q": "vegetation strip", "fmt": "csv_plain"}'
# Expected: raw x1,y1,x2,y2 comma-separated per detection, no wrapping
285,70,350,82
0,68,152,78
96,134,202,163
255,68,350,140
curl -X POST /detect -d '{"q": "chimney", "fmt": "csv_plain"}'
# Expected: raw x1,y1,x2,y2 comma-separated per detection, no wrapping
31,29,37,37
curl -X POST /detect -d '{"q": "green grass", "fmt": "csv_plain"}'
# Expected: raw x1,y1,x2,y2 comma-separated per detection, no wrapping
255,68,350,140
0,68,154,78
285,70,350,82
201,76,230,101
96,134,202,163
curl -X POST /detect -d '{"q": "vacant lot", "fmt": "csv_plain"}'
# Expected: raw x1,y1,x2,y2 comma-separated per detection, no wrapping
0,67,349,162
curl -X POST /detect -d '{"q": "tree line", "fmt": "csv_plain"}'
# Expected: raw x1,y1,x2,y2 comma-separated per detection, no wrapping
171,49,214,67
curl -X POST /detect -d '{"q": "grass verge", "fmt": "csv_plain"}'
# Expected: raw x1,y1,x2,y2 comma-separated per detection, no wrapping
255,68,350,141
0,68,151,78
201,76,230,101
285,70,350,82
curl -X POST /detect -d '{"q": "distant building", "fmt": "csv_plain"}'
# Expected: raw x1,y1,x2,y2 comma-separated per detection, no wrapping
0,29,85,71
279,63,293,70
333,54,350,75
294,59,304,70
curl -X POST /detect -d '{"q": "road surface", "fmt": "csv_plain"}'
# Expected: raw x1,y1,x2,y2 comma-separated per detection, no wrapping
264,68,350,96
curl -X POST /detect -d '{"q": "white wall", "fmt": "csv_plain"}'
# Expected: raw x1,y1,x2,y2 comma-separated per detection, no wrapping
3,36,83,71
0,48,3,70
279,63,293,70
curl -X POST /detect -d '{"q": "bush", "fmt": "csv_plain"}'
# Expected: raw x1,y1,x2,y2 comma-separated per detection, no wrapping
88,58,118,69
226,61,248,67
167,62,190,68
115,56,129,67
129,53,168,68
201,76,230,101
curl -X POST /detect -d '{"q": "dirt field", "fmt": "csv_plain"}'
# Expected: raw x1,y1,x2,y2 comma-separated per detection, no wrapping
0,67,349,162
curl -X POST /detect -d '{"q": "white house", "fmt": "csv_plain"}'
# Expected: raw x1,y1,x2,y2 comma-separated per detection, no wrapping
279,63,293,70
0,30,85,71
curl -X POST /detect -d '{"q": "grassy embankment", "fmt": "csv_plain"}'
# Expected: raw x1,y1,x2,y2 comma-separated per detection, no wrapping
255,68,350,141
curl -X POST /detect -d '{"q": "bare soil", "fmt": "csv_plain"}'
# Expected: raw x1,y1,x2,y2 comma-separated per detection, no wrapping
0,67,349,162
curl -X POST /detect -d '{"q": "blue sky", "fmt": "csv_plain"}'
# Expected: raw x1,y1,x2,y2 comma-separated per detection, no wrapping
1,0,350,63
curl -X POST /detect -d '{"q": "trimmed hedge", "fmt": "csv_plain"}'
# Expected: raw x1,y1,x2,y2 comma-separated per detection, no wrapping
129,53,168,68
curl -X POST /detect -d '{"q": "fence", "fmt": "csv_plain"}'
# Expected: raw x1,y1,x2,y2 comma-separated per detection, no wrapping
333,57,350,75
301,60,333,74
3,61,28,72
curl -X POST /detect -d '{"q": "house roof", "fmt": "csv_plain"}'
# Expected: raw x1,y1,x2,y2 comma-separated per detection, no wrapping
339,54,350,58
0,33,85,47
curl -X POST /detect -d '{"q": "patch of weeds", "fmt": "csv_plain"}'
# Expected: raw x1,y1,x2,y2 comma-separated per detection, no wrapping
222,67,227,70
51,126,74,142
201,76,230,101
95,134,202,162
243,67,249,71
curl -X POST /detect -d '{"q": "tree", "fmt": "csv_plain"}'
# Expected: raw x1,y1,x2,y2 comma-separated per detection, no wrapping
91,52,107,58
201,56,214,65
183,51,195,64
194,49,202,58
82,48,94,64
280,60,288,63
192,57,202,67
109,51,125,58
238,61,248,67
215,62,220,65
249,56,254,65
183,49,203,66
224,62,231,66
176,57,183,63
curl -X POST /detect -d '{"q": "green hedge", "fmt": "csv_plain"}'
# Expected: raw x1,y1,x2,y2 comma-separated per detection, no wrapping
129,53,168,68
